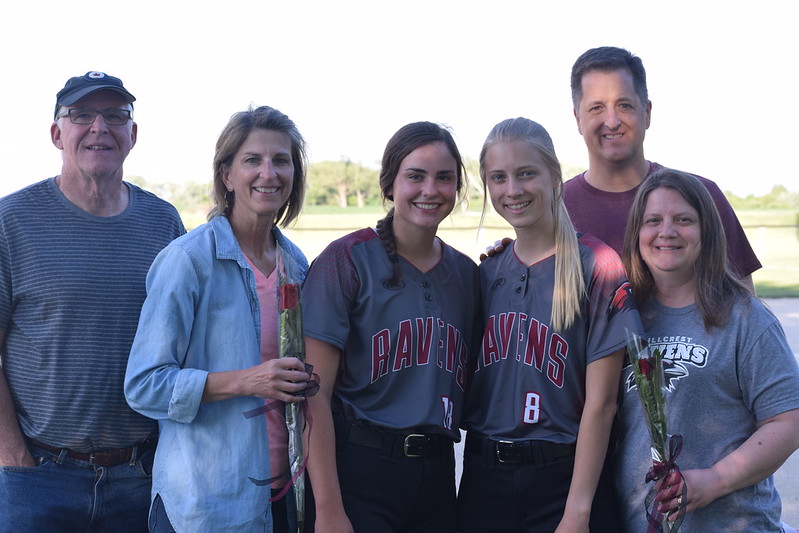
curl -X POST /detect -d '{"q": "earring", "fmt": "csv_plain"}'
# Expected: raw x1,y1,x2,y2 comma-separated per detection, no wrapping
224,189,234,212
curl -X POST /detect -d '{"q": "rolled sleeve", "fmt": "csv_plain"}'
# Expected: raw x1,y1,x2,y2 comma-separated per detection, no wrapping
125,244,203,421
168,368,209,423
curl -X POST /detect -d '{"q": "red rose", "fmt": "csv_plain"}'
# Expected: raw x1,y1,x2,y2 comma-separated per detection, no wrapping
280,283,299,311
638,357,653,380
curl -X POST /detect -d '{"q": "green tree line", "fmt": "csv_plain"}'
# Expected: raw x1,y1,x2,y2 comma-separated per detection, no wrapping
727,185,799,210
128,161,799,216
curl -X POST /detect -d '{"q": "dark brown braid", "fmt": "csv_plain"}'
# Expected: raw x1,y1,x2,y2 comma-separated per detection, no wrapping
374,121,467,288
376,208,402,287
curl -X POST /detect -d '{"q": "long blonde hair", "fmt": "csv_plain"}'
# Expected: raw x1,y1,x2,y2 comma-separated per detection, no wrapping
480,118,585,331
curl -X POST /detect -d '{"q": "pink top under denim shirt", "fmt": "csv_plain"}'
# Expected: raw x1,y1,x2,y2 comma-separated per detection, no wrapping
244,255,290,489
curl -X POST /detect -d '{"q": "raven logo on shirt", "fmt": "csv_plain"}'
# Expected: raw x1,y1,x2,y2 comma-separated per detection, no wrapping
624,338,708,393
607,281,635,319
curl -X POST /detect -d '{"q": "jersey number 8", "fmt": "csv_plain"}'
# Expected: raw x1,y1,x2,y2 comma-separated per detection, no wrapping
523,392,540,424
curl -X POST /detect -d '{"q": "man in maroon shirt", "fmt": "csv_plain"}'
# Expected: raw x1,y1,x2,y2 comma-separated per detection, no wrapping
564,46,760,289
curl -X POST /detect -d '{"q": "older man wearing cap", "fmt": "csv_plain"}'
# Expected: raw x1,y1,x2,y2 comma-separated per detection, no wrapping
0,72,185,531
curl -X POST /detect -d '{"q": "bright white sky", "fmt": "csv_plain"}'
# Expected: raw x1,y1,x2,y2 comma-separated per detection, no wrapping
1,1,795,198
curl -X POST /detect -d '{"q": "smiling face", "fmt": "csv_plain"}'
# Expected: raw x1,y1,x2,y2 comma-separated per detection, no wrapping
222,128,294,225
388,141,458,234
638,187,702,287
51,90,137,181
574,68,651,168
483,140,556,235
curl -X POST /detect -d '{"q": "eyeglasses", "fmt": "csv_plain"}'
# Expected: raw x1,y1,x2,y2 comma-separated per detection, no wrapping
58,108,132,125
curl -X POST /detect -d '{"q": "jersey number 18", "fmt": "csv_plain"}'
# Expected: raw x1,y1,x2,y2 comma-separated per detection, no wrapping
441,396,453,430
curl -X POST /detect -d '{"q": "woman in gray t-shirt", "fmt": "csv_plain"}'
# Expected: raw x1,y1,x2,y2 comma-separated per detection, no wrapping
616,168,799,532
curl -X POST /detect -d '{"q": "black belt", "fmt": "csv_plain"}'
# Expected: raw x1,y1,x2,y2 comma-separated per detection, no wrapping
29,438,154,467
465,434,575,465
335,420,450,459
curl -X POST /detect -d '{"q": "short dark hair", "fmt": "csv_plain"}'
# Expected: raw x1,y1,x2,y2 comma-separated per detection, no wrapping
570,46,648,110
209,106,307,226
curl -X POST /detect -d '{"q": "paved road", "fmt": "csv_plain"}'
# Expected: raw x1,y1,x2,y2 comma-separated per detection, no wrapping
454,298,799,526
769,298,799,527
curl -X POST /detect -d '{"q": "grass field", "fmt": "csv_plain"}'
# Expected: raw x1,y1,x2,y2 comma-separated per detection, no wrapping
738,210,799,298
183,206,799,297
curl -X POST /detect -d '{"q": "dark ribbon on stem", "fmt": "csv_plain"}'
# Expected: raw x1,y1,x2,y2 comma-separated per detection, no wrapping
245,400,315,500
266,401,314,502
644,434,688,533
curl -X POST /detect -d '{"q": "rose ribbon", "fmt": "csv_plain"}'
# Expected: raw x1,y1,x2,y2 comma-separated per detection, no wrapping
645,434,688,533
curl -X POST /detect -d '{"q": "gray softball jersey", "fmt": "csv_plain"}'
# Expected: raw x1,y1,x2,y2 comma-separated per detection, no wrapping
462,233,643,443
302,228,481,440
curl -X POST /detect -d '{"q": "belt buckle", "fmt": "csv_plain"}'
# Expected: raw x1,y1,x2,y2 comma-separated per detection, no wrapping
88,448,129,466
403,434,428,458
496,440,522,463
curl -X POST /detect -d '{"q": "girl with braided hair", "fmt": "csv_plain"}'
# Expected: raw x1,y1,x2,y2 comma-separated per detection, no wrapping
302,121,480,533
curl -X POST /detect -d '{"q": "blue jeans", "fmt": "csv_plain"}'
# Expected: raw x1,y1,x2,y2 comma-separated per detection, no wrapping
148,495,176,533
0,442,153,532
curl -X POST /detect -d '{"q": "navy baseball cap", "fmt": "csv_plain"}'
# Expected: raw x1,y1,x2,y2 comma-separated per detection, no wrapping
54,71,136,119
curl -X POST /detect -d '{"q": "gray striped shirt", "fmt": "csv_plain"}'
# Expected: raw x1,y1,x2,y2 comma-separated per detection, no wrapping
0,178,185,452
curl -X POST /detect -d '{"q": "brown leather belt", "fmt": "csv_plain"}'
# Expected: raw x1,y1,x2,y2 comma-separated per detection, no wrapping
29,438,153,467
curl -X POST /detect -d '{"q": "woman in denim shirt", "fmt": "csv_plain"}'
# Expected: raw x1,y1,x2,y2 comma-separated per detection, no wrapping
125,106,315,532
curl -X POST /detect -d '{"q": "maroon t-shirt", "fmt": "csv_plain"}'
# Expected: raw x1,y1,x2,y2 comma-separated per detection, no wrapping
563,162,761,278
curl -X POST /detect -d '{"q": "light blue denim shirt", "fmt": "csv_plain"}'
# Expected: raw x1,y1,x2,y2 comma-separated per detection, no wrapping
125,216,307,532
